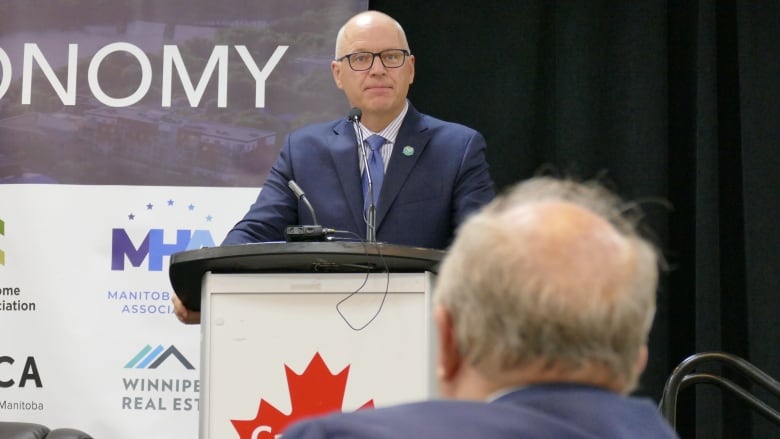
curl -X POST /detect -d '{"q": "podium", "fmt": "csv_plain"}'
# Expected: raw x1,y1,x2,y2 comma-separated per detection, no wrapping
169,242,445,439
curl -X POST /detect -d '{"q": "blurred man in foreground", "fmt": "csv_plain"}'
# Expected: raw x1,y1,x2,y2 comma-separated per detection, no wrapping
282,176,678,439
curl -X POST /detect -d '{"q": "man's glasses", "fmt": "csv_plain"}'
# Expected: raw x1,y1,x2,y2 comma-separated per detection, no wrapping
336,49,410,71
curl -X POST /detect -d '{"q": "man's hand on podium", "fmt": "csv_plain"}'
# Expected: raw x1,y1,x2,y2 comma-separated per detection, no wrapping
173,293,201,324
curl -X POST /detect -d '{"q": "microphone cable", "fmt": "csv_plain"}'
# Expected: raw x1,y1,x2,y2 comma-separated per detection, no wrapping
333,230,390,331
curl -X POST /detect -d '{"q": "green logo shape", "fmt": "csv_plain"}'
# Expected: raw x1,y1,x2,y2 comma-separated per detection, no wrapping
0,218,4,265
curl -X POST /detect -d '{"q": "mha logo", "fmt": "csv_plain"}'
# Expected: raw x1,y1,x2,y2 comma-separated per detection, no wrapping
111,197,216,271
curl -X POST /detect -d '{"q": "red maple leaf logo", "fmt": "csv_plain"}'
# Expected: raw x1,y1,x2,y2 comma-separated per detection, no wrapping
231,352,375,438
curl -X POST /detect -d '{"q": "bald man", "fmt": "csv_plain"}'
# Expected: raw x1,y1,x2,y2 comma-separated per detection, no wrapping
172,10,494,324
282,176,678,439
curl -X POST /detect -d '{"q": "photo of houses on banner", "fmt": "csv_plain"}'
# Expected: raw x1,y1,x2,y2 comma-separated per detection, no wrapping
0,1,359,186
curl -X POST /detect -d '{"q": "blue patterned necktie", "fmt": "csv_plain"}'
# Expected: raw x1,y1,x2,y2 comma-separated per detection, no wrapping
362,134,387,211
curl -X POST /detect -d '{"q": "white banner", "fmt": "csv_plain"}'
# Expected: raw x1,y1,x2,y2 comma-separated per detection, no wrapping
1,1,368,437
1,184,257,437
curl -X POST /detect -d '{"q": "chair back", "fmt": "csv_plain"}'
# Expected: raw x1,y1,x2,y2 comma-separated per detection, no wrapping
659,351,780,429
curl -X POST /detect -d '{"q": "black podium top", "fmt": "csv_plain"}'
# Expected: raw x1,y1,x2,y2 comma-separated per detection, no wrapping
168,241,445,311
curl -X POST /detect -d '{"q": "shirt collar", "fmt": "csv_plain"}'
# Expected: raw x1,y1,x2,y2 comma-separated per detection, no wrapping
486,386,527,403
358,100,409,144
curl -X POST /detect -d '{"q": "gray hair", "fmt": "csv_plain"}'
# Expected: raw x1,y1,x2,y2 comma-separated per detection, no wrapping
434,177,661,393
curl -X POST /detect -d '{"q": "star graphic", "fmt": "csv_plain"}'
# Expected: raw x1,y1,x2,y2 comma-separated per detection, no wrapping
122,196,214,230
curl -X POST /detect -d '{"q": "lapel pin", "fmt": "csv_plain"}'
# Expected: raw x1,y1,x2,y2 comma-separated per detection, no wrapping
402,145,415,157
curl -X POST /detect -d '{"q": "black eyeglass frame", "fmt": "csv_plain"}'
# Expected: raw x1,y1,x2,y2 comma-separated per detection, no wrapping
335,49,411,71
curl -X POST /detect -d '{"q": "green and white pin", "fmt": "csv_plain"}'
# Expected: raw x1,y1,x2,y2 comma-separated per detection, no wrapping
402,145,415,156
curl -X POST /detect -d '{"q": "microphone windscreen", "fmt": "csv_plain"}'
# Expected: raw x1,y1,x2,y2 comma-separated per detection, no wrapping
347,107,362,122
287,180,305,199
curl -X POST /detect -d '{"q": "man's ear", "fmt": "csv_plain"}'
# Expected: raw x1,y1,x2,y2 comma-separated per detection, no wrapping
434,305,461,383
407,54,415,84
331,61,343,89
636,344,648,375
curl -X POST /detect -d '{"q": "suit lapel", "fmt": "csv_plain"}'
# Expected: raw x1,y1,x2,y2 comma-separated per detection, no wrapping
329,119,366,232
376,106,431,228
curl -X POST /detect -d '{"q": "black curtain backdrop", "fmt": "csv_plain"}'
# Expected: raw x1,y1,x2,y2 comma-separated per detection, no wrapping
370,1,780,438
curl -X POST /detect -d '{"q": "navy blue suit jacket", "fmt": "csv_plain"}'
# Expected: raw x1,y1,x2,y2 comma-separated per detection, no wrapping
222,104,495,249
282,384,679,439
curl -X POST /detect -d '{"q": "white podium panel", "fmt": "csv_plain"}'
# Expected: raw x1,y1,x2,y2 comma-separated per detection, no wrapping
199,271,437,439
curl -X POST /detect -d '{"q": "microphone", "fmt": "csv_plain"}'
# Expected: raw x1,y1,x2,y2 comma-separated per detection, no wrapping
288,180,318,225
347,107,377,242
284,179,335,241
347,107,362,123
